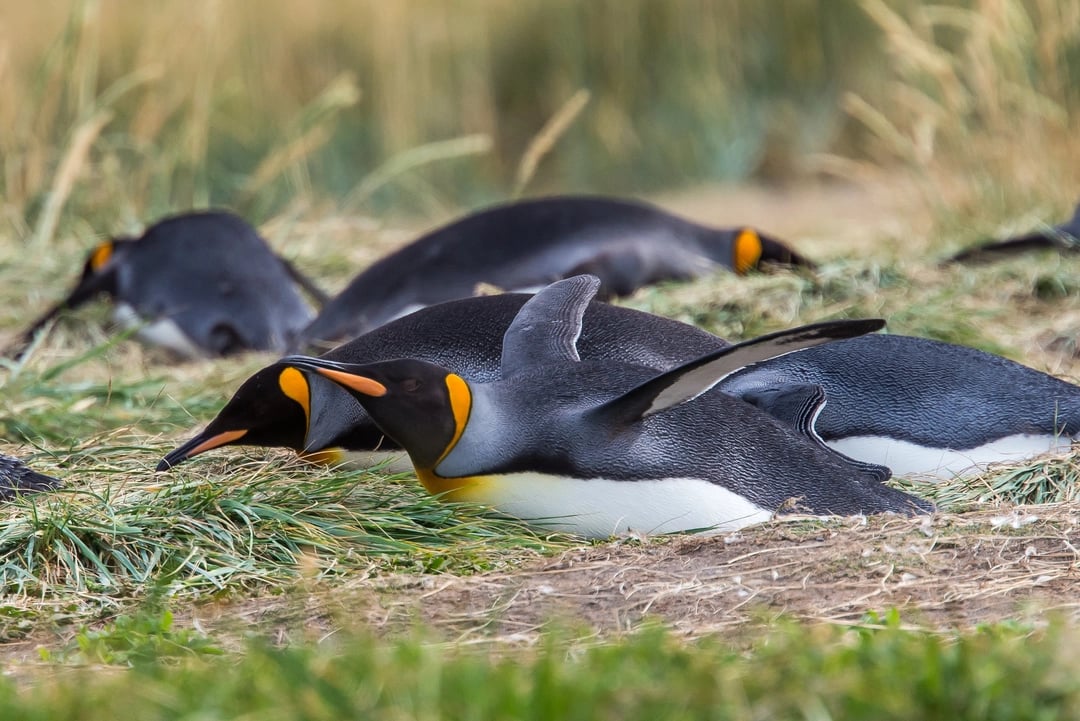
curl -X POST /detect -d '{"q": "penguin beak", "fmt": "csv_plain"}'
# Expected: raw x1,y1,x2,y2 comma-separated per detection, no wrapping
281,356,388,398
157,429,248,471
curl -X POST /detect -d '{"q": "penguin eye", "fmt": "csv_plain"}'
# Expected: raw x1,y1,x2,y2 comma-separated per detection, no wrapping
400,378,422,393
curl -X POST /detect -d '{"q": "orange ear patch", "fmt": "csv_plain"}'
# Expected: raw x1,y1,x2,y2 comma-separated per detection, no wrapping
89,242,114,271
438,373,472,463
733,228,763,275
278,367,311,427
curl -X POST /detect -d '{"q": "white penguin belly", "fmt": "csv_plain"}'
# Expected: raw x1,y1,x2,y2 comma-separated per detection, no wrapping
828,434,1073,480
449,472,772,538
113,304,204,359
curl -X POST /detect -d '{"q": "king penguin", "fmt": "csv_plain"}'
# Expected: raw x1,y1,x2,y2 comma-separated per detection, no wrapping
947,201,1080,262
160,290,1080,482
277,275,930,538
0,454,60,500
8,211,326,359
296,195,812,348
158,292,729,471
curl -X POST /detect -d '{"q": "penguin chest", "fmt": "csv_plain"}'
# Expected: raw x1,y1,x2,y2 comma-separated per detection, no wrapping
415,468,772,538
113,303,205,359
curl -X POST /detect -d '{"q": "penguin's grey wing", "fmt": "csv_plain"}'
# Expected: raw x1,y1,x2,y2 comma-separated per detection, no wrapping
740,383,892,483
592,318,885,423
500,274,601,376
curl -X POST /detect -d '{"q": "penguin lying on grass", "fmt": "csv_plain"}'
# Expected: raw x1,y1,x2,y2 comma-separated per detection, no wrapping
159,293,727,470
282,275,929,537
297,195,812,348
8,211,326,359
0,455,60,500
160,291,1080,481
947,202,1080,263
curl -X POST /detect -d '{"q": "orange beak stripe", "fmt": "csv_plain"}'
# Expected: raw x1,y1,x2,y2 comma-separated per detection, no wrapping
315,368,388,397
186,429,249,458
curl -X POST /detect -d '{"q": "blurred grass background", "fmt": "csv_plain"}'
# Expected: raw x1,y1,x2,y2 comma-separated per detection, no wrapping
4,0,1080,236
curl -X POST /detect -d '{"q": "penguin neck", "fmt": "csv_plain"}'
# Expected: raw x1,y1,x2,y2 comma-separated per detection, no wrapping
420,383,509,484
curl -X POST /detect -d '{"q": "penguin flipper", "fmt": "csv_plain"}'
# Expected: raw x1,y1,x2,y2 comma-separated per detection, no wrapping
500,274,601,376
945,232,1062,264
592,318,885,423
739,383,893,483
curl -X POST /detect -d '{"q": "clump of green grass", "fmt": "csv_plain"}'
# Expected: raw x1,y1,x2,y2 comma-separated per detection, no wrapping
897,450,1080,510
4,617,1080,720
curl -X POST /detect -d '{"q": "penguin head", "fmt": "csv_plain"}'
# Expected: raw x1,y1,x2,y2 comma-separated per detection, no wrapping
731,228,765,274
66,236,136,305
729,228,816,273
281,355,468,471
157,363,316,471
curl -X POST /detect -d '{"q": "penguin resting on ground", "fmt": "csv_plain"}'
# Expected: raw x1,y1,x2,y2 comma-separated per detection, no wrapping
947,201,1080,263
297,195,812,348
278,275,929,537
0,454,60,500
159,291,1080,481
7,211,326,359
158,293,728,470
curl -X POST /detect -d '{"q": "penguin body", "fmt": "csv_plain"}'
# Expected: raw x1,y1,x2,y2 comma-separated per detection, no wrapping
724,335,1080,478
0,455,60,500
947,202,1080,262
280,276,929,538
158,292,727,470
11,211,322,359
160,292,1080,481
298,195,811,348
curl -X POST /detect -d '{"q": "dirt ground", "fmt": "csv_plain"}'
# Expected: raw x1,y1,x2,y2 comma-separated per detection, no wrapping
177,505,1080,646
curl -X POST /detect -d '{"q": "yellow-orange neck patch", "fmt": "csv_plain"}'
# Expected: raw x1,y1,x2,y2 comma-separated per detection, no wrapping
278,367,311,430
733,228,763,275
439,373,471,464
415,468,490,501
89,242,114,271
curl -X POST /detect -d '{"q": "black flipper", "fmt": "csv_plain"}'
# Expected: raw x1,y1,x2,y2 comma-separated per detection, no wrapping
500,274,601,376
946,202,1080,264
591,318,886,424
739,383,892,483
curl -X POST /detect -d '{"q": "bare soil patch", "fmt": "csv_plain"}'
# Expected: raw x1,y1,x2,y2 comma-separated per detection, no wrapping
186,506,1080,645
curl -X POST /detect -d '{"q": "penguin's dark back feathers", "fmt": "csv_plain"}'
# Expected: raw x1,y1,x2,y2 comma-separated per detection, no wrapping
298,195,807,346
323,292,727,377
722,334,1080,447
115,211,315,354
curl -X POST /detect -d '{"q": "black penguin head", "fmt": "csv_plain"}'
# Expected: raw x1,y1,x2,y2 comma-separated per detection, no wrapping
157,363,314,471
281,355,467,471
729,227,816,273
67,236,135,306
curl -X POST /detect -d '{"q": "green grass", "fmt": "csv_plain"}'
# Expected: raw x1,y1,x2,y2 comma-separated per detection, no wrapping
3,616,1079,720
